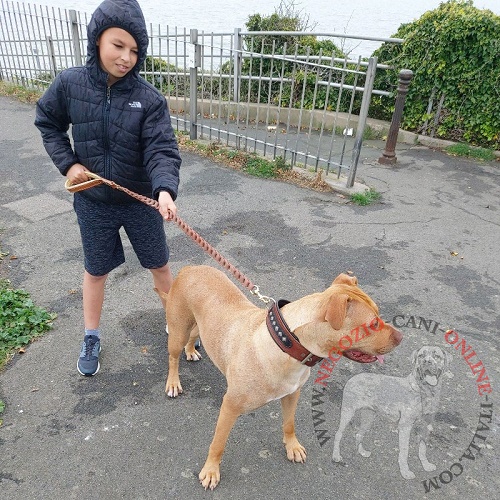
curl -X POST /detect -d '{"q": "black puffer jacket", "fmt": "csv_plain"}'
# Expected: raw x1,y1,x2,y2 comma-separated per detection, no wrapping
35,0,181,204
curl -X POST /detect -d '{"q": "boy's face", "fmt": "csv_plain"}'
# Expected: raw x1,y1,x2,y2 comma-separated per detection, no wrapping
96,27,138,85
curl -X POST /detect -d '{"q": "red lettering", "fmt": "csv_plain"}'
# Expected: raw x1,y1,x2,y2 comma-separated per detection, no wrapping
352,322,374,342
455,338,472,356
473,365,489,384
328,347,342,362
339,335,353,350
463,350,477,362
478,383,493,396
468,360,483,372
352,326,361,342
444,329,458,344
314,371,330,387
319,359,334,374
361,323,371,336
443,329,492,395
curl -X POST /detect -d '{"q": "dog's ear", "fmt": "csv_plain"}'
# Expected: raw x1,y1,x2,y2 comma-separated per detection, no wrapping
325,293,350,330
332,273,358,286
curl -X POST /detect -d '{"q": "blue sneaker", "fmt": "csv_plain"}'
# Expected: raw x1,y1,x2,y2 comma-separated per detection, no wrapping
77,335,101,376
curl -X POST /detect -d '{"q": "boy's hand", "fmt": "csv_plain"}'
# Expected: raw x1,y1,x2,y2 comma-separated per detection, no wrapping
66,163,91,184
158,191,177,220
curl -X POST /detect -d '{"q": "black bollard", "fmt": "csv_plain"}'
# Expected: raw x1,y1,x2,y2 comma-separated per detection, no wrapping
379,69,414,165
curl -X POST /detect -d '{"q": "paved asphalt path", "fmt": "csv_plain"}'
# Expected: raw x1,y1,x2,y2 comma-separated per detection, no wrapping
0,95,499,499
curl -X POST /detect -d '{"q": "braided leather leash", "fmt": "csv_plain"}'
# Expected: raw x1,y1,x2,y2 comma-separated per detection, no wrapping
65,172,272,304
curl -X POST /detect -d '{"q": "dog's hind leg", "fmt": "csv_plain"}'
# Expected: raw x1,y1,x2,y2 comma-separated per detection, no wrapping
199,394,242,490
281,390,307,463
356,408,375,457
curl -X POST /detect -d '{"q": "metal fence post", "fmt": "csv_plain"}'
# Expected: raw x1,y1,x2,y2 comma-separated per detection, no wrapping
189,28,200,140
233,28,242,148
69,10,83,66
46,36,57,78
347,56,377,188
378,69,414,165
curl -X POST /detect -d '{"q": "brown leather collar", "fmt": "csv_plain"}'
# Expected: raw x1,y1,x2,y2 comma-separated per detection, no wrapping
266,300,322,367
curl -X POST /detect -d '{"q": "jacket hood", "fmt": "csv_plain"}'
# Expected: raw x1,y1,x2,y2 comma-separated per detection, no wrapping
86,0,148,80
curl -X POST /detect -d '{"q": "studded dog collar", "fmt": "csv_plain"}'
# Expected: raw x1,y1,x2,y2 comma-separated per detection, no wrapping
266,300,322,367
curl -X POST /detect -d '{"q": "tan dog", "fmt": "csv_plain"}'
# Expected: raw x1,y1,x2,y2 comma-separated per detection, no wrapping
160,265,402,490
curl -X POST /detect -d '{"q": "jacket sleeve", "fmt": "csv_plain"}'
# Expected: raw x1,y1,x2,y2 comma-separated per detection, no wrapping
34,73,79,176
142,96,181,201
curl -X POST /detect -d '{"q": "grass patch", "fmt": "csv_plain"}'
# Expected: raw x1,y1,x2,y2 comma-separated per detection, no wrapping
175,133,333,192
0,278,57,371
363,126,384,140
350,188,381,206
0,81,42,104
243,155,278,177
445,143,496,162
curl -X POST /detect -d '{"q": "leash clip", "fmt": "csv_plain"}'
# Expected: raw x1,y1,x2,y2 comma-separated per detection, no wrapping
250,286,274,305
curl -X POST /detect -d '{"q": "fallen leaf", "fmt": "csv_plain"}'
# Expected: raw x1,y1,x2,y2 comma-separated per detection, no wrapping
347,270,354,275
450,251,459,257
141,347,148,354
68,289,78,294
10,255,18,260
18,348,26,354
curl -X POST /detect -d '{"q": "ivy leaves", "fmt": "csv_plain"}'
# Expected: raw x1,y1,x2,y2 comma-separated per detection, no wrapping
372,0,500,149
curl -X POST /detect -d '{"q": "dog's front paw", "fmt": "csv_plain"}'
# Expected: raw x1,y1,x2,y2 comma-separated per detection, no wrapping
199,464,220,490
165,377,183,398
284,438,307,463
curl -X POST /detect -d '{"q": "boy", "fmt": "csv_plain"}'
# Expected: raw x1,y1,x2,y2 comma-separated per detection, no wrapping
35,0,181,376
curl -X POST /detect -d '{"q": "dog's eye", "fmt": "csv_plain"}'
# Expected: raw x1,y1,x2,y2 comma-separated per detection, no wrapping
369,317,384,331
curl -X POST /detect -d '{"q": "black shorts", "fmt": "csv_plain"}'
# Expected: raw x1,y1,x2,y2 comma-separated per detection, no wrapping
74,193,169,276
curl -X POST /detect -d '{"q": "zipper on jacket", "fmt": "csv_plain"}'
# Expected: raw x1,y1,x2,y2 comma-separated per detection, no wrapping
103,86,112,202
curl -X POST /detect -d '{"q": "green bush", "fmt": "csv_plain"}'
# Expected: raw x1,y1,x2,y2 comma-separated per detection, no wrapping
371,0,500,149
142,56,189,95
236,1,352,112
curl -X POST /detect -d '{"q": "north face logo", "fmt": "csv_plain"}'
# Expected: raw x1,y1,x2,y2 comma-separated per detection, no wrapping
128,101,142,108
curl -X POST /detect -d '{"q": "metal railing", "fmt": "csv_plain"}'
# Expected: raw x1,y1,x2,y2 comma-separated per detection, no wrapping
0,0,405,186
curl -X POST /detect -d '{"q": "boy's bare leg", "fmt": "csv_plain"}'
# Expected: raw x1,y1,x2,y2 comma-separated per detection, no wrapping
78,271,107,376
150,263,174,309
83,271,108,329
